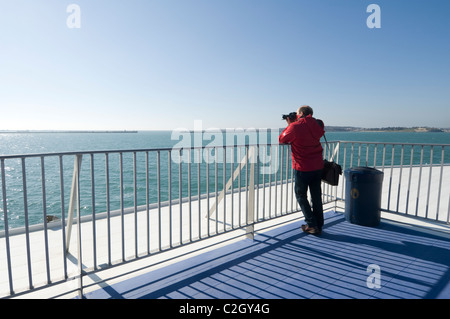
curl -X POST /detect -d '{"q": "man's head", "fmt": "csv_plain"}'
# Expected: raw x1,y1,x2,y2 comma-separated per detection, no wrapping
297,105,313,118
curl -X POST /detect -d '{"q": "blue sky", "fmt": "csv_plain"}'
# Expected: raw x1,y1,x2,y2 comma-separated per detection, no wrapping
0,0,449,130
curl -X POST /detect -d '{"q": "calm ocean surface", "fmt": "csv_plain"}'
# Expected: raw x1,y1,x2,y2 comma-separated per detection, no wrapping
1,131,449,230
1,130,449,155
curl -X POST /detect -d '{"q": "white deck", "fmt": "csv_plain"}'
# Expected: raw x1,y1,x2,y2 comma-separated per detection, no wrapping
1,166,449,299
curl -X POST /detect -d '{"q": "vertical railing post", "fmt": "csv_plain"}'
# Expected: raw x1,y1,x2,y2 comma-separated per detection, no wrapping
66,154,82,253
246,146,256,240
75,153,84,298
1,159,14,295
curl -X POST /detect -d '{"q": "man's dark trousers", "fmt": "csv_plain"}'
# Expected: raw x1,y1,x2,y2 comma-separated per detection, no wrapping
294,169,324,230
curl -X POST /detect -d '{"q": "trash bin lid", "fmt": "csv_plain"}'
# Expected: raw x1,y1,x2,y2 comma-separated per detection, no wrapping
345,167,383,175
344,166,384,181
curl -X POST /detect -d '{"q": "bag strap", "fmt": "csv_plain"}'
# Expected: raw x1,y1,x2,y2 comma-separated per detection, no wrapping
323,132,330,154
313,119,331,159
315,119,338,162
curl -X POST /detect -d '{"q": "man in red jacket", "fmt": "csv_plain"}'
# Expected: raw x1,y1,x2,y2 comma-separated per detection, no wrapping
279,105,325,234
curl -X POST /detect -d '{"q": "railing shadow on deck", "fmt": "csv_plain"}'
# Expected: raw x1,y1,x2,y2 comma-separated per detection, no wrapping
82,211,450,299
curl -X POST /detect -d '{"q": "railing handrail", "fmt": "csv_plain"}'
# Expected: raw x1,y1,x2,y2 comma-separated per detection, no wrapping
330,140,450,147
0,143,281,160
2,140,449,160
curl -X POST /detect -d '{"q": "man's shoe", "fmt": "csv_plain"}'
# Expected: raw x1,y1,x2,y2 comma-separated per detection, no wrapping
301,224,320,235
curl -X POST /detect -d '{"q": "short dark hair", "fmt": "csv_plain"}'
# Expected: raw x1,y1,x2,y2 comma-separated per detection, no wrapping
298,105,313,116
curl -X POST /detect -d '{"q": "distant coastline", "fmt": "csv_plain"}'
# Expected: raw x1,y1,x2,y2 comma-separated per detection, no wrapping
325,126,449,133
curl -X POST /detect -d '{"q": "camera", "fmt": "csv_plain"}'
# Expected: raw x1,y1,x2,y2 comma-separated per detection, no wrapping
282,112,297,121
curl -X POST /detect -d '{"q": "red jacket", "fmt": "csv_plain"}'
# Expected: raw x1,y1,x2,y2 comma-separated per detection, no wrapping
279,115,325,172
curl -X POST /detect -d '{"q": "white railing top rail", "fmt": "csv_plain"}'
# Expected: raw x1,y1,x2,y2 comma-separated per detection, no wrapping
333,140,450,147
2,140,449,160
0,143,279,160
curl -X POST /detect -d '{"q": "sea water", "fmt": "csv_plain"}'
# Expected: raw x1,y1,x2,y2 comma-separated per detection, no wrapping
1,131,449,230
1,131,449,156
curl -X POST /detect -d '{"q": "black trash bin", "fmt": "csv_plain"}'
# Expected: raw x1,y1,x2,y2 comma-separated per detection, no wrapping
344,167,384,227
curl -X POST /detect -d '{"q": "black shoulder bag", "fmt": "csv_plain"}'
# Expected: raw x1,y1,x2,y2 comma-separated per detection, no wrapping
321,134,342,186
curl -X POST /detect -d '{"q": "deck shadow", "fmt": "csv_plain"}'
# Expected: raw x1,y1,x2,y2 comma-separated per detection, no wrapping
84,211,450,299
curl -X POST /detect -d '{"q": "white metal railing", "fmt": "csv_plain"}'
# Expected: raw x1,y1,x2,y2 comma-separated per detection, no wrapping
332,141,450,222
1,140,448,298
1,143,340,298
